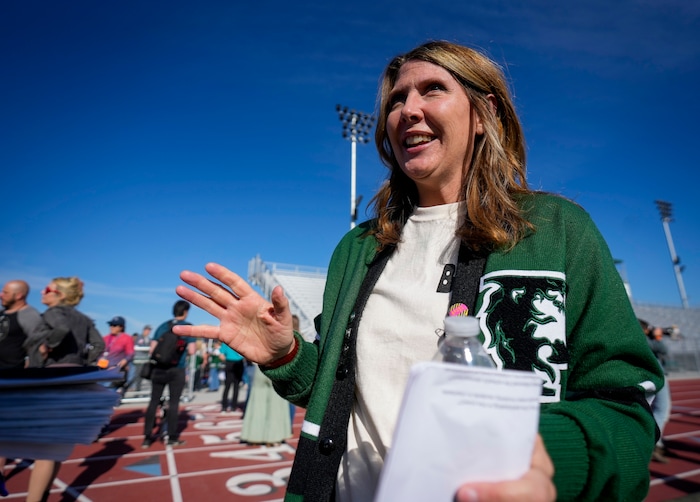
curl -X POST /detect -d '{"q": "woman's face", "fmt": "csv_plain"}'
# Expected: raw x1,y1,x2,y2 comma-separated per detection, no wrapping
386,60,483,206
41,282,63,307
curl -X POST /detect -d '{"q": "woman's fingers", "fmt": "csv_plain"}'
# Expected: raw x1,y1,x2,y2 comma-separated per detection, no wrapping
179,269,227,298
175,283,225,319
178,267,241,311
204,262,255,299
179,264,255,309
172,323,221,340
270,285,290,320
207,280,237,306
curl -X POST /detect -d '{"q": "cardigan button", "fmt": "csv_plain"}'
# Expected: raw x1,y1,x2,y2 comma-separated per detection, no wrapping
319,437,335,455
344,328,352,341
336,366,348,380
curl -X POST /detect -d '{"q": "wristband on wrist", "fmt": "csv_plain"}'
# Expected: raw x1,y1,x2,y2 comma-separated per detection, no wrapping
262,336,299,370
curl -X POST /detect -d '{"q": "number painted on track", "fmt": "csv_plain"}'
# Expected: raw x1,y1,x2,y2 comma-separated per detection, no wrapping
226,467,291,496
212,443,295,461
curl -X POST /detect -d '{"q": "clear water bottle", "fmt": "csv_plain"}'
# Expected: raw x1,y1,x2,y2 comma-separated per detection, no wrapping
432,316,496,367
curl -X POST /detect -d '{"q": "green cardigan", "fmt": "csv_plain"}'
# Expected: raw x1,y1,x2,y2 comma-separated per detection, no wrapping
264,193,664,501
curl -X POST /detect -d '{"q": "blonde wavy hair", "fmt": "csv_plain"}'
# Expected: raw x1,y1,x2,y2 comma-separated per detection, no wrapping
371,40,534,252
53,276,85,306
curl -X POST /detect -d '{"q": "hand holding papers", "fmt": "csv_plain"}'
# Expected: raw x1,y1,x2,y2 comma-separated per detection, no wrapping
375,362,542,502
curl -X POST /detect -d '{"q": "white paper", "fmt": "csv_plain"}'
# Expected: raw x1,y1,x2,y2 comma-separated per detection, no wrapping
375,362,542,502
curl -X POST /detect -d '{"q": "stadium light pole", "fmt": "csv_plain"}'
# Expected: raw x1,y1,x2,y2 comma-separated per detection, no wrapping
336,105,375,229
655,200,689,308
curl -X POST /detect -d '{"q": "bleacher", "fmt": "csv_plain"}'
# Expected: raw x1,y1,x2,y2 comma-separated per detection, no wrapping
633,303,700,338
248,255,327,342
633,302,700,373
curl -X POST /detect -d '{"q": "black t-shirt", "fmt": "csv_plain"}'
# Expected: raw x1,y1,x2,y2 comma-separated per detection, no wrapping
0,311,27,370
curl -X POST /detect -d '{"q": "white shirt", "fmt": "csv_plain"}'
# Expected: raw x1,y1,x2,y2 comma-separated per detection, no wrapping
336,202,464,502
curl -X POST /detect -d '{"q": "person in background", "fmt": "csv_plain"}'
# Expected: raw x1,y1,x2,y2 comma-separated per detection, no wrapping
220,340,245,413
193,339,208,391
0,280,42,497
239,360,292,446
242,358,256,416
643,319,673,463
130,325,152,392
23,277,105,502
25,278,104,368
207,340,223,392
142,300,195,448
134,325,152,347
103,316,134,395
175,40,663,501
0,280,42,370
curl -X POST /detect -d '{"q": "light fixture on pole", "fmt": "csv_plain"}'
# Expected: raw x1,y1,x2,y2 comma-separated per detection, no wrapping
655,200,689,308
336,104,375,229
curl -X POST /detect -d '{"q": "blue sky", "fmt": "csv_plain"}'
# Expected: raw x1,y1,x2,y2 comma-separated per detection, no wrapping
2,0,699,335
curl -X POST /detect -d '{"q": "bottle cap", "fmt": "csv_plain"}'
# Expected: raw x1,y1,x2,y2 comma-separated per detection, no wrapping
443,315,480,337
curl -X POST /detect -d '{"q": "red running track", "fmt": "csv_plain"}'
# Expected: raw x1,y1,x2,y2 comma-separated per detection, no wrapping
647,377,700,502
1,400,299,502
2,378,699,501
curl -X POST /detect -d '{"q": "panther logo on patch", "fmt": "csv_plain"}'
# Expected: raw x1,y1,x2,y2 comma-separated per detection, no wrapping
475,270,569,403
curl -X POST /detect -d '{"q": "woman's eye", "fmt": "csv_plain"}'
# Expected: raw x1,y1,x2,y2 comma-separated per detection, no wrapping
427,83,445,92
389,94,405,109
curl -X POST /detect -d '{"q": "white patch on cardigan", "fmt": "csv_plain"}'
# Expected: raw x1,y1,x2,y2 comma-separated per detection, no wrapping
301,420,321,438
476,270,568,403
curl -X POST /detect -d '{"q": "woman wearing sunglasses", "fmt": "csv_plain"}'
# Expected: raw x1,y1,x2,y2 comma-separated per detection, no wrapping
24,277,104,368
20,277,106,502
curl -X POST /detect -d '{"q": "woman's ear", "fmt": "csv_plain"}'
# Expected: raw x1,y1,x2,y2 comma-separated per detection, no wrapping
486,93,497,114
474,94,497,135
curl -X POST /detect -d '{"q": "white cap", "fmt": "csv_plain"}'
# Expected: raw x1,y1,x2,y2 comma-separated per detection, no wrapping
443,316,480,337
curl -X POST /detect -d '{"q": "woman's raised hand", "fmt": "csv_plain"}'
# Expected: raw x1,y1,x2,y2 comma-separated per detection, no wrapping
173,262,295,366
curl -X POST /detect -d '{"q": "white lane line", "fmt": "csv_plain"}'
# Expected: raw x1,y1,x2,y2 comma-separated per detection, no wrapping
665,430,700,440
45,460,296,493
19,463,92,502
51,475,93,502
649,467,700,486
165,445,183,502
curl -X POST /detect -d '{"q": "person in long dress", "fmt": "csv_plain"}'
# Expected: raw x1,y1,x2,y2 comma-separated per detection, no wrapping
240,363,291,445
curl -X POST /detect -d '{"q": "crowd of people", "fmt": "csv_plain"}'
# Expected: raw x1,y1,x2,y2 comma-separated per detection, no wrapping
0,277,105,501
2,277,306,500
0,278,290,500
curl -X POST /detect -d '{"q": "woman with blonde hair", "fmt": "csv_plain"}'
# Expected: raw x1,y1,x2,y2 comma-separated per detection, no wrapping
25,277,104,367
22,276,105,502
175,40,663,501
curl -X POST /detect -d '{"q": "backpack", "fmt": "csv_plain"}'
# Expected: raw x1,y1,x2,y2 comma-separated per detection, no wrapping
151,321,187,368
